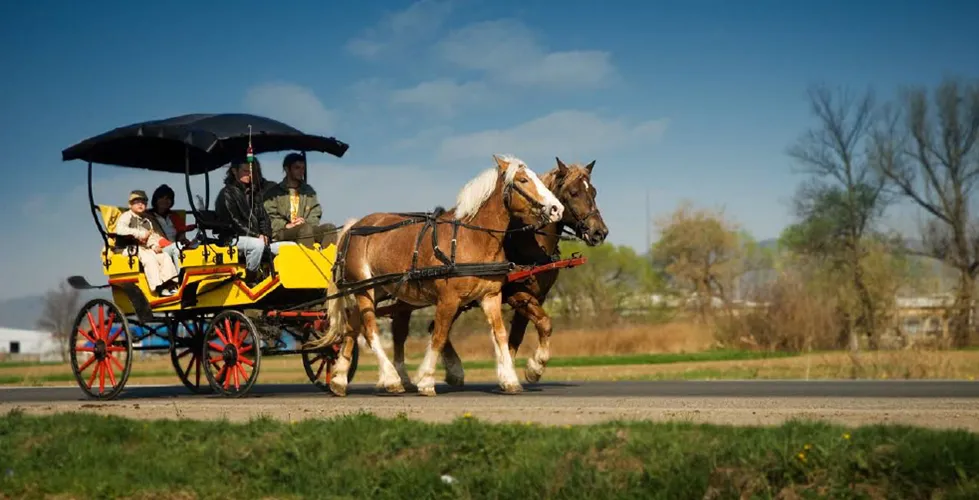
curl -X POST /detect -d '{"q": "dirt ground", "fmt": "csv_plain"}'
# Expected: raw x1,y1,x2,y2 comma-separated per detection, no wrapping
4,393,979,431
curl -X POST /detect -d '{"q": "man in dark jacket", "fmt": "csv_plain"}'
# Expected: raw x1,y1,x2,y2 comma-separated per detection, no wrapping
215,159,277,281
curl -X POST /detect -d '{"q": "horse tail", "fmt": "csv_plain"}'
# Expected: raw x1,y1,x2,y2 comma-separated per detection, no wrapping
303,218,360,350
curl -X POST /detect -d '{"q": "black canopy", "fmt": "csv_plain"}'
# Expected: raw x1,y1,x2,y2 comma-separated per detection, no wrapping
61,113,350,175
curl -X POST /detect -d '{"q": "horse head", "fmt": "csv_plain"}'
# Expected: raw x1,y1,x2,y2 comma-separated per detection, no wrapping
550,157,609,245
455,154,563,229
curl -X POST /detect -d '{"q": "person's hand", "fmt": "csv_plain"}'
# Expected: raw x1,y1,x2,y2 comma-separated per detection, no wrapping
152,244,162,253
260,235,268,245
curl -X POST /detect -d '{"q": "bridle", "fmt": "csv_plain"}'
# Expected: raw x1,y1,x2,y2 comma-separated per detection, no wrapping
556,177,601,239
502,168,552,228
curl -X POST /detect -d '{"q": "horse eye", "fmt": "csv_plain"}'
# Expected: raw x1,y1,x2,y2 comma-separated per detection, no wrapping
569,190,578,196
519,178,528,183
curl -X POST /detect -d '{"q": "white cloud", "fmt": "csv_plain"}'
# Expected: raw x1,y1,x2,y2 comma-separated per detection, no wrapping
244,82,336,134
436,19,616,89
390,79,493,117
436,110,669,164
346,0,455,59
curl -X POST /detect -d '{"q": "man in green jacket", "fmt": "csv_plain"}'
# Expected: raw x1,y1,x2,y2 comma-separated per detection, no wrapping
263,153,339,248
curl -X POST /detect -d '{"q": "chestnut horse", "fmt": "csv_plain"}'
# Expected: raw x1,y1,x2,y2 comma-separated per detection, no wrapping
316,154,563,396
387,158,609,388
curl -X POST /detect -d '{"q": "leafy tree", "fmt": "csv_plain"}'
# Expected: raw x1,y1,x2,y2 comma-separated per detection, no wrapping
651,201,748,321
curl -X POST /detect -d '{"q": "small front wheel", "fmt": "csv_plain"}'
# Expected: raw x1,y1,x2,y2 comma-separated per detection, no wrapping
69,299,134,400
201,310,262,397
301,329,359,390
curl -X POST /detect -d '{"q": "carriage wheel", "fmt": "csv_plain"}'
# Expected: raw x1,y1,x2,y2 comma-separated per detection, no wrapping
169,318,212,394
201,310,262,397
69,299,133,400
301,329,359,391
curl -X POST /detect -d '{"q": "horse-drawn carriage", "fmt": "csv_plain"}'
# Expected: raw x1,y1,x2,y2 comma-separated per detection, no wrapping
61,112,604,400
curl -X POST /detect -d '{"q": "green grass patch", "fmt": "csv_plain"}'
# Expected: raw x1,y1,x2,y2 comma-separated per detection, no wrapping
1,411,977,499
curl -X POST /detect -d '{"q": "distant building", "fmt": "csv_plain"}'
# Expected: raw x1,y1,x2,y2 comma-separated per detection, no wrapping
0,328,63,362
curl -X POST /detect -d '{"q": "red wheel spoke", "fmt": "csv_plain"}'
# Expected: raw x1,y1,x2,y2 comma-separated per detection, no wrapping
233,365,242,391
76,346,94,352
77,327,97,345
215,364,227,383
105,360,118,387
77,355,96,373
233,322,243,347
238,344,253,355
224,318,235,345
97,305,105,340
209,356,223,363
106,346,127,352
109,354,125,372
239,357,254,367
223,366,233,390
86,361,101,388
208,341,225,352
98,361,107,394
105,313,120,344
86,312,100,341
214,325,230,345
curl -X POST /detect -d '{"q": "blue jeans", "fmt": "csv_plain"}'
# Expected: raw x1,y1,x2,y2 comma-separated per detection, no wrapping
235,237,296,271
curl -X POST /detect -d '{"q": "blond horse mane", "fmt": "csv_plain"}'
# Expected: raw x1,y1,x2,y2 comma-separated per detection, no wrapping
453,154,525,222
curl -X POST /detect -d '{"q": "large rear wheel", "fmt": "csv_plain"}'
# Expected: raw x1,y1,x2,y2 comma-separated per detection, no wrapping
201,310,262,397
69,299,133,400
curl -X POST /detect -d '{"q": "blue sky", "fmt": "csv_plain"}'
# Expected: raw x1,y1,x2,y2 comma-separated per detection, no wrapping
0,0,976,300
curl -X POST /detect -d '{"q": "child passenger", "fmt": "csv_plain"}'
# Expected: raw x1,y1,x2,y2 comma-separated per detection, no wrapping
114,190,180,296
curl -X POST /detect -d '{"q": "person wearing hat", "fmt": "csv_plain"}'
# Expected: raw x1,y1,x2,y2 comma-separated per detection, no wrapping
262,152,338,248
114,189,180,296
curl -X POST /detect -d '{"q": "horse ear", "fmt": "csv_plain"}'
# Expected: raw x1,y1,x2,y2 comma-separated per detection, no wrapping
493,154,509,172
584,160,596,174
555,157,569,175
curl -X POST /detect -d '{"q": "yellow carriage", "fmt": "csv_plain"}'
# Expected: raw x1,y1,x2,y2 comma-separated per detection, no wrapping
61,113,359,399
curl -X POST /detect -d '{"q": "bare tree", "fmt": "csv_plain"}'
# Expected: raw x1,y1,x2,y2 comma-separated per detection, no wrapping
872,77,979,347
786,84,890,352
35,281,81,362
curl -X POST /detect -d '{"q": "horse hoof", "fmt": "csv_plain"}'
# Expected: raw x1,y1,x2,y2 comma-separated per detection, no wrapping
330,382,348,397
524,368,543,384
382,383,406,394
445,373,465,387
500,383,523,394
418,386,437,397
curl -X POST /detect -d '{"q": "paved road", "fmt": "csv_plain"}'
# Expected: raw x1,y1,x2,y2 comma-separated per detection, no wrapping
3,380,979,402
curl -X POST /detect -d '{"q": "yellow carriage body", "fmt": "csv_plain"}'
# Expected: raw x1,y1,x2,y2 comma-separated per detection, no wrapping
97,204,338,315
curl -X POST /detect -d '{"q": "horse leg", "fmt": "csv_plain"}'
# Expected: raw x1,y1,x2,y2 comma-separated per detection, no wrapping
329,304,361,397
520,299,553,384
431,308,466,387
390,309,416,390
481,291,522,393
356,292,405,394
416,298,461,396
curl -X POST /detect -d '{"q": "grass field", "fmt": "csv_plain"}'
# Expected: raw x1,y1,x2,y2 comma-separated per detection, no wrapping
1,411,977,499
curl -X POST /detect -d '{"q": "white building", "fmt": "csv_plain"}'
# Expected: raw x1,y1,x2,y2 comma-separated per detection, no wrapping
0,328,63,362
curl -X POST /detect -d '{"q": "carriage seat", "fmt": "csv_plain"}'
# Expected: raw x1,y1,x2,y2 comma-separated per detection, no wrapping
96,205,195,252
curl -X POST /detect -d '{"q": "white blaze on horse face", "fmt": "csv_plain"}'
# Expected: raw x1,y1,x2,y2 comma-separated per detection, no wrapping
524,166,563,223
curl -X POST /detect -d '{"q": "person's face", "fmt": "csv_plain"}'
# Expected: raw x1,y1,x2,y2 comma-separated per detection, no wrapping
156,195,173,212
130,198,147,214
287,161,306,182
235,165,252,185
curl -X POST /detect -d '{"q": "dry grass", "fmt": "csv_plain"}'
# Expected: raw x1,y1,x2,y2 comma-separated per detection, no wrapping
402,321,717,361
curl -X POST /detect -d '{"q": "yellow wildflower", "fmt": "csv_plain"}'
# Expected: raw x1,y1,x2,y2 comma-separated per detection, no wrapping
842,433,851,440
